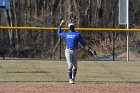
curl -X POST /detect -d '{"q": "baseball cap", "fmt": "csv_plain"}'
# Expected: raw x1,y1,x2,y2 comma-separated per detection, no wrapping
68,23,74,28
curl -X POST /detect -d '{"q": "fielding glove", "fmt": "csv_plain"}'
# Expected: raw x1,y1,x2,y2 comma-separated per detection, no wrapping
88,49,97,56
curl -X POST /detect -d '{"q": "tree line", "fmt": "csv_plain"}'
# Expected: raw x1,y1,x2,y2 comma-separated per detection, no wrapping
0,0,140,59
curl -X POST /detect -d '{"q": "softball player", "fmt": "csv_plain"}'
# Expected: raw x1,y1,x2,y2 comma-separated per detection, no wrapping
58,21,90,84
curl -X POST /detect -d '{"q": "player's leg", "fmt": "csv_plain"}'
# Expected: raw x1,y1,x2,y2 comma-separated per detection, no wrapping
72,50,78,82
72,66,77,81
65,48,73,83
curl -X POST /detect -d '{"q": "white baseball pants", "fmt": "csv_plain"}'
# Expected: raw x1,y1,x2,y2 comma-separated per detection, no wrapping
65,48,78,69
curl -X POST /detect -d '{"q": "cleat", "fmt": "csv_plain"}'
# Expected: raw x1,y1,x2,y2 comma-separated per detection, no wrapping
72,77,75,82
69,79,74,84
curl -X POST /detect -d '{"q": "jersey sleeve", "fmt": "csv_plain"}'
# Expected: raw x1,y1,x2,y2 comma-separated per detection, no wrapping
58,25,65,37
78,33,86,47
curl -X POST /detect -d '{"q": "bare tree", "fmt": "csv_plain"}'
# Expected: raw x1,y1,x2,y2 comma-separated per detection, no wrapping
0,0,140,59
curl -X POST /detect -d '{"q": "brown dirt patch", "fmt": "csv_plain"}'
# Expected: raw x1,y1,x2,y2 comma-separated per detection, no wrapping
0,82,140,93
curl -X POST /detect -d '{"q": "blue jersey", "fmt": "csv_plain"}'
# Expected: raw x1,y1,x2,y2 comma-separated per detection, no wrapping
58,25,86,49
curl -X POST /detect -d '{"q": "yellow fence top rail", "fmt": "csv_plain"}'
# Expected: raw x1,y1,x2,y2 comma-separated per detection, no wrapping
0,26,140,32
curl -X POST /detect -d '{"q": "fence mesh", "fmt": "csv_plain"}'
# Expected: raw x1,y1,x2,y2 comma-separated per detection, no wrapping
0,27,140,61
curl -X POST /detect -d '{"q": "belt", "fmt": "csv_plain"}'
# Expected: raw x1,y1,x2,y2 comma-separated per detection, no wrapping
66,47,78,50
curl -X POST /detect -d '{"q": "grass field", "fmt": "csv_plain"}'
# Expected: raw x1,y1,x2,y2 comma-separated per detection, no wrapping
0,60,140,82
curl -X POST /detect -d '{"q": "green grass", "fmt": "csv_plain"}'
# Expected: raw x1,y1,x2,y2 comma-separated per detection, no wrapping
0,60,140,82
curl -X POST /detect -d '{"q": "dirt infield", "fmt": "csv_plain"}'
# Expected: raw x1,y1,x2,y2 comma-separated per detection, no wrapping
0,82,140,93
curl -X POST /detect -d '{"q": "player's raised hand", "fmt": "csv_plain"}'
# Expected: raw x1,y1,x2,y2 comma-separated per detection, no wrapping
60,20,64,26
